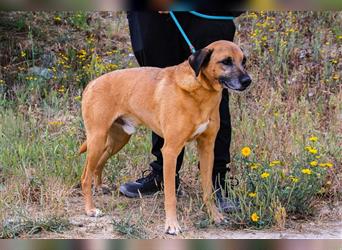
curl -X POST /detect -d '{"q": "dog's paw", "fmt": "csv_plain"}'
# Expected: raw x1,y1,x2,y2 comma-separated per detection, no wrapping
86,208,103,217
210,209,226,225
214,216,228,225
165,219,182,235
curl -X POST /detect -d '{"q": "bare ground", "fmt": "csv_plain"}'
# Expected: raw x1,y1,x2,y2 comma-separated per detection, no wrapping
36,191,342,239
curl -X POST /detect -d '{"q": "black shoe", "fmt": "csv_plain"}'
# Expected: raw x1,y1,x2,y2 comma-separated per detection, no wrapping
214,175,240,213
215,189,240,213
119,169,181,198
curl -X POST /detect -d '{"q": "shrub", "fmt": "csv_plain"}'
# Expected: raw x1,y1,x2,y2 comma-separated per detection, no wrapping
225,136,334,229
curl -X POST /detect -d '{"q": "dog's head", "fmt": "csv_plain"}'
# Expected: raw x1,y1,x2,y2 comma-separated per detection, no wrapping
188,40,251,91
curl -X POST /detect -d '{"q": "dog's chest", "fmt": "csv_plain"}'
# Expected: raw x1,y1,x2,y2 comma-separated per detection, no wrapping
192,120,209,137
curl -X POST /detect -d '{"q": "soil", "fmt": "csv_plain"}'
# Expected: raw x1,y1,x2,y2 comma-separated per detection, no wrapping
37,193,342,239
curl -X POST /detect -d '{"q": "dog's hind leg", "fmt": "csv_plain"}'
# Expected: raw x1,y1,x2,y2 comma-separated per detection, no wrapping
81,131,107,217
94,123,131,192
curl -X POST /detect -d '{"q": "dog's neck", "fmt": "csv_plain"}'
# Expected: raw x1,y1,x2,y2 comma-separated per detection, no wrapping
173,61,222,103
174,61,218,92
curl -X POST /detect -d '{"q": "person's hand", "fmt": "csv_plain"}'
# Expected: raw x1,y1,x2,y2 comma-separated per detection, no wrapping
158,11,169,14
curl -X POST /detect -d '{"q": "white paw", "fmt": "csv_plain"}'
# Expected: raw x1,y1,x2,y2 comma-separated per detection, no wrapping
165,219,182,235
86,208,103,217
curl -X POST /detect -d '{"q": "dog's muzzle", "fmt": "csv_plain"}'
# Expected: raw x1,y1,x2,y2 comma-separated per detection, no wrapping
219,74,251,91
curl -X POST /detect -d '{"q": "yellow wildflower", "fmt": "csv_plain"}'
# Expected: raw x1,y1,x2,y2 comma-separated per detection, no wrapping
301,168,312,175
0,79,4,85
54,16,62,22
261,172,270,179
308,148,318,154
58,86,65,93
290,176,299,183
248,192,257,198
21,51,26,57
326,163,333,168
79,49,87,55
251,212,259,222
310,161,318,167
250,163,261,170
269,160,281,167
318,187,326,194
48,121,64,126
332,75,339,81
241,147,251,157
309,136,318,142
74,95,81,101
249,12,258,19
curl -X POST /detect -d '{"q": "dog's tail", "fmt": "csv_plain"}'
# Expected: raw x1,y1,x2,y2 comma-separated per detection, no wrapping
79,141,87,154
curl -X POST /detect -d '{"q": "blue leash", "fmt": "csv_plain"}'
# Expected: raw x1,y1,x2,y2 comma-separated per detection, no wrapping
189,11,234,20
169,11,235,54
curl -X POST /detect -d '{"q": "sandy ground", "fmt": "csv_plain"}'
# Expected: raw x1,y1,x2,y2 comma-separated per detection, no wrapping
36,192,342,239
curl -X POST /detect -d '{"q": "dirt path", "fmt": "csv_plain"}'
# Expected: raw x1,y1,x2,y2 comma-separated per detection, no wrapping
185,221,342,239
39,214,342,239
38,194,342,239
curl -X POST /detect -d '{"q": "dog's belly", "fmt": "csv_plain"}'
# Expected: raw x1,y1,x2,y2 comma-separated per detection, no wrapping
115,116,138,135
116,115,163,137
121,119,136,135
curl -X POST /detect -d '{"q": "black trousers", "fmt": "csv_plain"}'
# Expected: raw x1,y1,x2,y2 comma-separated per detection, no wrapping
127,11,235,182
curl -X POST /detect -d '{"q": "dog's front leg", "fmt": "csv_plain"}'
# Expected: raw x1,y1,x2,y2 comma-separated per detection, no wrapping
161,142,183,235
197,129,225,224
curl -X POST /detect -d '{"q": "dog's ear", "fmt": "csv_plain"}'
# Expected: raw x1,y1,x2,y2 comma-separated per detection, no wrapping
188,48,213,77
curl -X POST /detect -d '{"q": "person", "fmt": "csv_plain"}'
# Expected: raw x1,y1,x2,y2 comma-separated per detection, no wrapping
119,11,241,212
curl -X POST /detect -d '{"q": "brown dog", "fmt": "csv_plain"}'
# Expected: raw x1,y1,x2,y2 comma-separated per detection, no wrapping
79,40,251,235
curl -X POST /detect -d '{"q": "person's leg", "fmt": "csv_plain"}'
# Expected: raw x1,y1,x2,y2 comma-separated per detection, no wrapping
212,89,231,188
182,15,238,211
120,12,189,197
211,90,239,212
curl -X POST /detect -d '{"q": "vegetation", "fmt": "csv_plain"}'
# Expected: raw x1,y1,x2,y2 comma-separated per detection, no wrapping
0,216,70,239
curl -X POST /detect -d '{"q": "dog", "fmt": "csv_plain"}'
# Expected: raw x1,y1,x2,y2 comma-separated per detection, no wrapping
79,40,251,235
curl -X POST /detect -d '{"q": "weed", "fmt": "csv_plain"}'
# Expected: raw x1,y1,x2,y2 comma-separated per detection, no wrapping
112,212,147,239
0,216,70,239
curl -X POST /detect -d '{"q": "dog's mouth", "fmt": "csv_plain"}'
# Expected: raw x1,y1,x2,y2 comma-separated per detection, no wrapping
219,76,251,91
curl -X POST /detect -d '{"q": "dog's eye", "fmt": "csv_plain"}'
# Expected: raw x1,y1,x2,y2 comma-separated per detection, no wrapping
242,57,247,66
221,57,233,66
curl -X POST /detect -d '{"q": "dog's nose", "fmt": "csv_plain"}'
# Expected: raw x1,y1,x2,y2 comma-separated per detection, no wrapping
239,74,252,87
